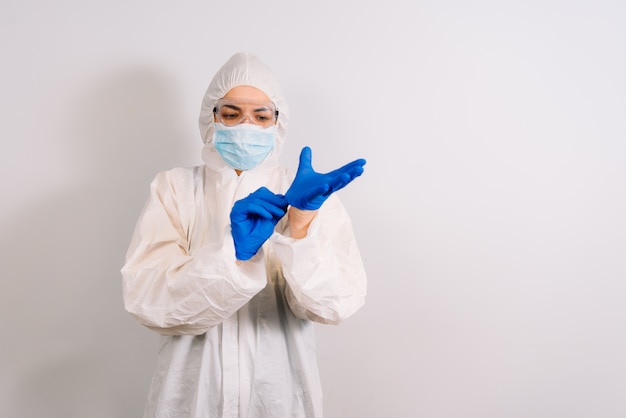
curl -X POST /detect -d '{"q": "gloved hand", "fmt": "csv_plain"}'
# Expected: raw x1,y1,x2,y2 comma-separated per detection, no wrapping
230,187,288,261
285,146,366,210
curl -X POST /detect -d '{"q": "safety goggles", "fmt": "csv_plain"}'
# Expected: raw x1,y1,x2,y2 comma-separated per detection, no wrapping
213,98,279,128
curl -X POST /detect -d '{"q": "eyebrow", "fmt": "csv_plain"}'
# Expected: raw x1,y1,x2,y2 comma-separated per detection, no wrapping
221,103,272,112
222,104,241,111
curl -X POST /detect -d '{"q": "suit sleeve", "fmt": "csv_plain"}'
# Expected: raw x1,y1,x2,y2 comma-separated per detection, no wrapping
121,169,266,335
270,194,367,324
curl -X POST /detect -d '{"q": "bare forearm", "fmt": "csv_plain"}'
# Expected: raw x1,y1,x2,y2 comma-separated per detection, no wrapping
288,207,318,238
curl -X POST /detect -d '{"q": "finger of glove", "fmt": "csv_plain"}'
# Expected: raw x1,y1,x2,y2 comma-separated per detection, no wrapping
249,188,289,215
235,249,255,261
230,203,262,225
230,202,274,227
230,203,250,223
332,164,365,189
255,190,289,211
234,237,266,261
251,186,278,200
240,225,273,247
298,146,313,169
292,146,314,180
256,194,289,217
233,221,273,246
327,158,366,177
326,162,364,192
322,172,351,195
233,222,273,260
245,201,285,220
233,191,286,219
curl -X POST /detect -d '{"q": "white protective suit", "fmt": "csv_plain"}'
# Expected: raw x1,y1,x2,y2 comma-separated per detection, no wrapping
121,52,367,418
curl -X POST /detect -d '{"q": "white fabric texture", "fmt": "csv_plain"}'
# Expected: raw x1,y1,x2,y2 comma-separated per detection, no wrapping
121,52,367,418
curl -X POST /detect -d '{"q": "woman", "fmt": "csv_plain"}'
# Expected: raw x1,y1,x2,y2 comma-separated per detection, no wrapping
122,51,367,417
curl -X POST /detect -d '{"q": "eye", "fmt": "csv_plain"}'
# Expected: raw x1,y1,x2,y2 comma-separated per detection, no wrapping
221,111,240,120
253,109,273,122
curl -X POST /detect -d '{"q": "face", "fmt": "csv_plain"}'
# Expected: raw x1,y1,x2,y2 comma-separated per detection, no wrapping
213,86,277,175
214,85,277,127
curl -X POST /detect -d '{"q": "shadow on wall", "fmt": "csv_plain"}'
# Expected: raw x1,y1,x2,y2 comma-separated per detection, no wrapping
0,67,194,417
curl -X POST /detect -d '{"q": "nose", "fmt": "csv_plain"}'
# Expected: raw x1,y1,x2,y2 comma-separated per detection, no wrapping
241,114,255,124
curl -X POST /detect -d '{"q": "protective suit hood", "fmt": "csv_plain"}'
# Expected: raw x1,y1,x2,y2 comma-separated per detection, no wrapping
199,52,289,171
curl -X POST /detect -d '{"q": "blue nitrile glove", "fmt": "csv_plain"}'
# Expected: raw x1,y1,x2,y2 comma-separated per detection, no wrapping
230,187,288,261
285,146,366,210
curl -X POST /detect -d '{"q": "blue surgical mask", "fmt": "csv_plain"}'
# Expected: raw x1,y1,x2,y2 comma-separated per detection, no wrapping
213,123,276,170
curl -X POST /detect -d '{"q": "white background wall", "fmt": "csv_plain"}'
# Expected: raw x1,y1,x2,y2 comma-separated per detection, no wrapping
1,1,625,417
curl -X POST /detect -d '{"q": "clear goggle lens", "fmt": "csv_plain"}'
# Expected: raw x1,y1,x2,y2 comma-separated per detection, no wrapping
213,99,278,128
